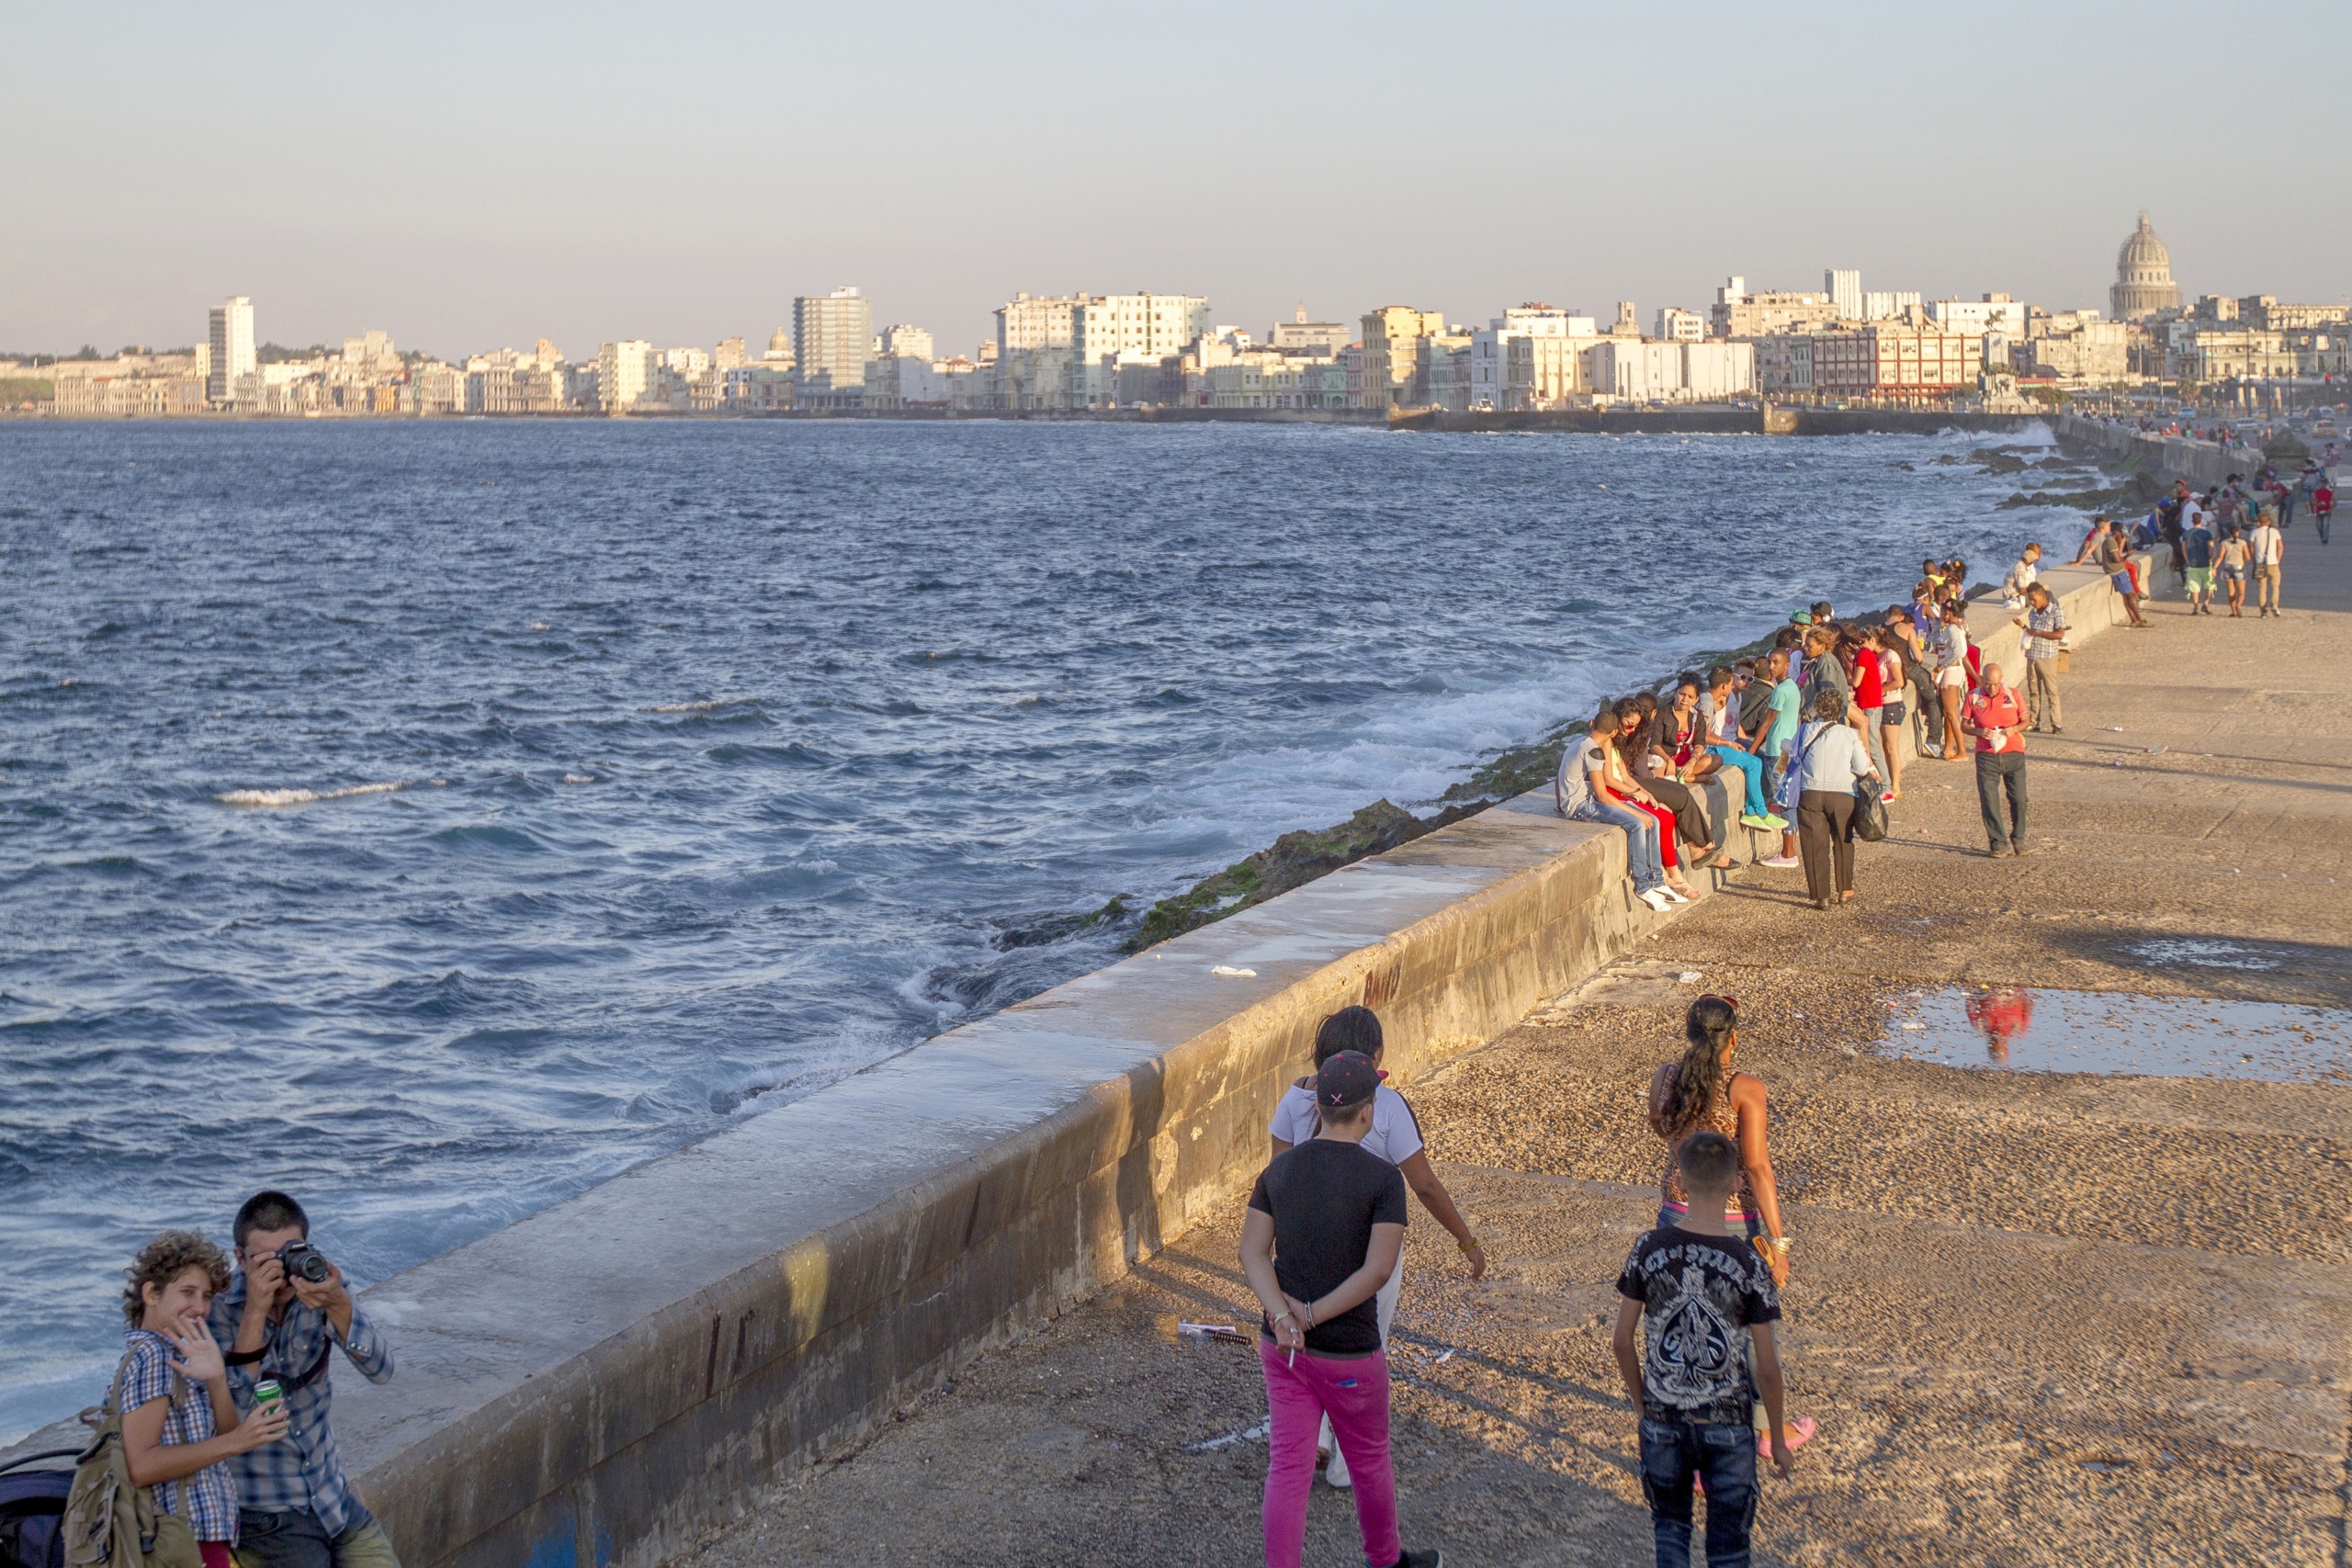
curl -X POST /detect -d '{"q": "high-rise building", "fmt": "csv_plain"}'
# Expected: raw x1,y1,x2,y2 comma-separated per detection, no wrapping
596,341,656,410
878,323,934,361
795,287,873,394
207,296,254,404
1357,306,1448,409
1861,290,1922,322
1826,269,1862,321
996,293,1091,356
1072,293,1212,402
715,337,748,370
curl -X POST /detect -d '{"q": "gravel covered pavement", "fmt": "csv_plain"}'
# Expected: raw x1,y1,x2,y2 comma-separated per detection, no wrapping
675,536,2352,1566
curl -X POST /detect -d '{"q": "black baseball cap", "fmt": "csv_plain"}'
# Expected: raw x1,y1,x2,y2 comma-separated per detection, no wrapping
1317,1050,1378,1111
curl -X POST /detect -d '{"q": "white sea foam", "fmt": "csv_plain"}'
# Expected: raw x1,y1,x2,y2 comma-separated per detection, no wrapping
562,773,596,784
645,698,748,713
217,781,407,807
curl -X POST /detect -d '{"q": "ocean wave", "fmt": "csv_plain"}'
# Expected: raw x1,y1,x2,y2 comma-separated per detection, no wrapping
646,698,753,713
217,781,407,807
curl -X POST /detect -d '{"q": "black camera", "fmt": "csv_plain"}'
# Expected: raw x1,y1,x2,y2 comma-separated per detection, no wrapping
276,1240,332,1284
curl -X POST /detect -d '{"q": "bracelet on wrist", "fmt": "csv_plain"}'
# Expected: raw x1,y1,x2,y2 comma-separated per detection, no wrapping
1458,1235,1481,1254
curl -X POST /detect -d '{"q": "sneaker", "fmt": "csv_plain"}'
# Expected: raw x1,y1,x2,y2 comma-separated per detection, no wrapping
1325,1444,1351,1489
2049,727,2063,735
1659,885,1690,904
1739,813,1776,830
1758,853,1800,869
1762,813,1789,830
1389,1553,1443,1568
1637,887,1673,912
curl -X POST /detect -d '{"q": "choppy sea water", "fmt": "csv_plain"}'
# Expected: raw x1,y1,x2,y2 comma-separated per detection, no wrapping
1,417,2064,1439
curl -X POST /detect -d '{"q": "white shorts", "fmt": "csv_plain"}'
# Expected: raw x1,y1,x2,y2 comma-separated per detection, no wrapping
1935,665,1967,690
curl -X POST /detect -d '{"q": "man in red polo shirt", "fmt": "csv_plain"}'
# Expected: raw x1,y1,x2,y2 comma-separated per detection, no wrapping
1962,661,2030,857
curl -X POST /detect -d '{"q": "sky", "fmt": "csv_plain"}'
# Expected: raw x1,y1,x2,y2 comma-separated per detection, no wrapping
5,0,2347,360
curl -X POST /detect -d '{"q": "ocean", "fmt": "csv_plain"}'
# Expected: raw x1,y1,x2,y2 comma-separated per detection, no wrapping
0,416,2069,1440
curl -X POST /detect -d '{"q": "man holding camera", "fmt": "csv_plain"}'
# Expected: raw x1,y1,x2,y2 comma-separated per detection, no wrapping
205,1191,401,1568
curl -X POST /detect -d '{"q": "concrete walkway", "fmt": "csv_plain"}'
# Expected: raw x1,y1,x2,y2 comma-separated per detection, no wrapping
674,527,2352,1566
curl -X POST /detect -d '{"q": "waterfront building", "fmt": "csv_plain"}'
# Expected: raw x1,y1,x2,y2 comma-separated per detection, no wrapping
1417,333,1474,412
2110,212,2182,321
877,323,933,362
1928,294,2028,338
2287,330,2351,378
1712,277,1840,339
1826,268,1862,321
865,354,947,409
1357,306,1447,409
722,363,794,412
1861,290,1922,322
2028,315,2131,383
1471,305,1594,410
49,351,210,417
763,327,794,364
1809,326,1982,397
795,287,873,404
716,337,748,369
995,293,1088,355
2179,329,2297,382
1582,340,1754,402
596,340,657,411
207,295,254,405
1269,309,1351,357
1655,307,1705,343
2234,297,2352,333
1072,293,1211,405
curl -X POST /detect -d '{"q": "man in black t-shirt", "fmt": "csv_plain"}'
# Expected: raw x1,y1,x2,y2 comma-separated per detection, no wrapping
1613,1131,1793,1568
1243,1052,1441,1568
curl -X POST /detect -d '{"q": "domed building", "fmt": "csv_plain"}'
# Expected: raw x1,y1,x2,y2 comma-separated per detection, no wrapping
2110,212,2181,321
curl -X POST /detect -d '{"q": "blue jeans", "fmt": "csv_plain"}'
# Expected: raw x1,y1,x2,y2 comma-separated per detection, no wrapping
1639,1416,1759,1567
1571,795,1664,892
1708,745,1768,818
236,1507,402,1568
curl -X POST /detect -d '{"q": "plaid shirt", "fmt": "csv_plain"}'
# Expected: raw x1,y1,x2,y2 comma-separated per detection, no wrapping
2022,603,2067,660
206,1273,394,1534
116,1330,240,1543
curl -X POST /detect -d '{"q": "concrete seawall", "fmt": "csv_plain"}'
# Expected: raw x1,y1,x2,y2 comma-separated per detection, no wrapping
0,510,2146,1568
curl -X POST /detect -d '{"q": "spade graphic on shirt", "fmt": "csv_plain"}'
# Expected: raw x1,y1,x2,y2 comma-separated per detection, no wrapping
1645,1262,1743,1408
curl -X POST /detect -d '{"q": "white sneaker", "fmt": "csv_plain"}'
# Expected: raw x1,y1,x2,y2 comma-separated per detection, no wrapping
1638,888,1673,911
1326,1444,1351,1489
1659,885,1690,904
1758,853,1801,869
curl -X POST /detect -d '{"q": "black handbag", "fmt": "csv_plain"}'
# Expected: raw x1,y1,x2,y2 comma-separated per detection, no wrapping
1852,773,1889,841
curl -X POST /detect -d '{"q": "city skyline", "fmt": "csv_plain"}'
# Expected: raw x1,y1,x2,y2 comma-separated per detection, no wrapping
6,3,2348,357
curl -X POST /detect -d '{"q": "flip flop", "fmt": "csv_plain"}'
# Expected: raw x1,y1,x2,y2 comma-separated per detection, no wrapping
1759,1416,1817,1458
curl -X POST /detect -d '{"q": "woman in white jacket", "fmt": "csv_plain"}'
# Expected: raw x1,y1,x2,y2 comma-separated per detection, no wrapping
1790,686,1880,909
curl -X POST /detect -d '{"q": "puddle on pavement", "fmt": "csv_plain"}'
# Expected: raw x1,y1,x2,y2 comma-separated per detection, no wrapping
2117,937,2286,972
1880,987,2352,1084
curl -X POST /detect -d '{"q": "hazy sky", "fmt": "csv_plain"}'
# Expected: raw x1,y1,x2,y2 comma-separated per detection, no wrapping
6,1,2346,358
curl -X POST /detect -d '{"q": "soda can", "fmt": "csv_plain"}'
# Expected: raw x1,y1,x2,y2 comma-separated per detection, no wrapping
252,1379,285,1411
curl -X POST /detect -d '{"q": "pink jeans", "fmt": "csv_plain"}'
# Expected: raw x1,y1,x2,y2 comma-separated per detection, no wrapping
1259,1340,1398,1568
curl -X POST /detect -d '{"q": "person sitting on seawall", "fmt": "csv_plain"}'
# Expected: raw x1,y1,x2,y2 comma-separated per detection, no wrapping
1555,704,1676,912
1961,661,2030,858
2068,518,2111,567
1244,1051,1444,1568
1789,687,1879,911
1602,701,1700,903
1268,1006,1487,1491
1697,666,1781,833
207,1191,401,1568
114,1232,291,1568
1622,696,1732,874
2002,543,2042,608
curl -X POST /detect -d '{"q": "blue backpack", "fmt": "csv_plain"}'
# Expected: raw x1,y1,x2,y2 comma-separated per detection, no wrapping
0,1450,77,1568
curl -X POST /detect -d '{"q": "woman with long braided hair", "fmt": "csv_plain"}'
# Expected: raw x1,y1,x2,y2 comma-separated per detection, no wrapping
1645,994,1814,1456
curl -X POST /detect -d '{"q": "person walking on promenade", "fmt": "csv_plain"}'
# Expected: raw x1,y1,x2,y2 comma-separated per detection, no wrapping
2251,510,2285,616
2183,506,2217,614
2314,479,2334,546
1614,1131,1795,1568
1267,1007,1487,1490
1244,1051,1443,1568
2217,525,2250,616
2013,582,2068,733
1556,705,1674,912
1790,688,1878,910
1962,662,2030,857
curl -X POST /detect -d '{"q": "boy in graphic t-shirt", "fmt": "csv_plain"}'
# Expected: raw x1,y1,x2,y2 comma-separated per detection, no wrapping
1614,1132,1792,1568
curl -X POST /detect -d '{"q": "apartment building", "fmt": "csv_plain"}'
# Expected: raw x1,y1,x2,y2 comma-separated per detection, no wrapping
1357,306,1447,409
207,296,255,405
1072,292,1211,404
596,341,658,411
1810,327,1982,396
1825,269,1862,321
795,287,873,402
1712,277,1840,339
